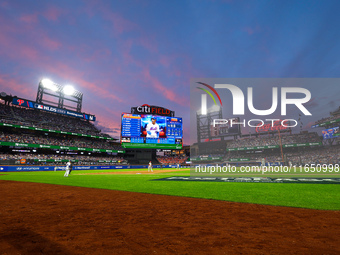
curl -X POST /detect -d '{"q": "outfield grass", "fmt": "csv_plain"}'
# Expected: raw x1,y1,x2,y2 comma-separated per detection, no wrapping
0,168,339,210
191,165,340,178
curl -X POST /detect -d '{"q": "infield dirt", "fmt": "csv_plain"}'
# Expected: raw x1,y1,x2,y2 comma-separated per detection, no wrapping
0,180,339,254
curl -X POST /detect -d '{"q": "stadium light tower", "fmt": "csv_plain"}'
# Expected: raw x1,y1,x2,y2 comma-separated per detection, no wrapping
41,79,58,91
196,105,223,142
63,85,75,95
36,79,83,112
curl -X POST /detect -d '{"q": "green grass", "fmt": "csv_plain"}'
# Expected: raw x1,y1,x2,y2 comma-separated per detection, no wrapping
0,168,339,210
190,165,340,178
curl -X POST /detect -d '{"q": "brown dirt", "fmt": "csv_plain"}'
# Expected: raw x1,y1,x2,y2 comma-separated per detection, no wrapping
0,180,339,255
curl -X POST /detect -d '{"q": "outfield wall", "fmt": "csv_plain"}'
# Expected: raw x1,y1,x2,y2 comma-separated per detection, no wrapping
0,165,179,172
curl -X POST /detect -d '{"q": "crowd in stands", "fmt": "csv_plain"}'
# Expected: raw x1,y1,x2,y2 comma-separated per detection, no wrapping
157,155,188,165
315,116,340,125
227,132,321,148
0,153,126,165
285,146,340,165
0,132,123,150
192,154,224,159
225,151,281,162
314,105,340,125
225,145,340,165
314,114,340,125
0,102,111,138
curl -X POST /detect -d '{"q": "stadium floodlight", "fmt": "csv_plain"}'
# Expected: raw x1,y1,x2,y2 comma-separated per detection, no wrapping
63,85,75,95
41,79,58,91
37,80,83,112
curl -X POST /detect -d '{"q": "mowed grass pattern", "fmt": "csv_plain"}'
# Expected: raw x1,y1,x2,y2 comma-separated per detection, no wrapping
0,168,339,210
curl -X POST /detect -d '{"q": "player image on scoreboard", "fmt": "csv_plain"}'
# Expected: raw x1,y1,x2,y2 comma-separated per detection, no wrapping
146,117,160,138
141,116,166,138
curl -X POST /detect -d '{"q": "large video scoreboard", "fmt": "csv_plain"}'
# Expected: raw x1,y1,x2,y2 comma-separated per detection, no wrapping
121,113,183,149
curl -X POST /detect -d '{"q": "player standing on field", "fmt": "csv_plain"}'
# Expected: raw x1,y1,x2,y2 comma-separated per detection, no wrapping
146,117,160,138
64,160,72,177
148,161,153,172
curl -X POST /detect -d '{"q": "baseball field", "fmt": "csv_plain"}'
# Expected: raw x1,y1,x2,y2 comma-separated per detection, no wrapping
1,168,339,254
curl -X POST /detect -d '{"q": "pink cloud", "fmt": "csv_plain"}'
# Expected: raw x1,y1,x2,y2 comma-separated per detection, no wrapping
141,68,188,107
20,45,40,61
40,36,62,51
83,48,112,63
0,26,39,62
20,13,38,24
0,1,10,9
43,6,64,21
98,7,136,35
0,74,35,98
39,62,125,103
0,17,122,103
159,55,172,67
136,35,158,54
84,2,157,53
0,15,59,58
19,6,65,25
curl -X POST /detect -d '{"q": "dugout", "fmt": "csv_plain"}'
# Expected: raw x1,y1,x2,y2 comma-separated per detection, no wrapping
124,148,157,165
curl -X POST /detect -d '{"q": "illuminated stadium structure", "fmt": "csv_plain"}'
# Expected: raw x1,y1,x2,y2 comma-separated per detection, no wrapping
0,95,188,168
36,79,83,112
3,85,340,169
192,102,340,166
0,86,126,168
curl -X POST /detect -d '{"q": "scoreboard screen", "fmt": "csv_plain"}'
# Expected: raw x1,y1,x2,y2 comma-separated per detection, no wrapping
121,113,183,149
322,127,340,139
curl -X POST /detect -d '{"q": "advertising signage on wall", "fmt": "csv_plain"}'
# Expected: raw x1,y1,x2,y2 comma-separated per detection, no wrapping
12,98,96,121
131,104,175,117
0,141,125,153
0,122,114,140
227,142,322,151
255,120,290,133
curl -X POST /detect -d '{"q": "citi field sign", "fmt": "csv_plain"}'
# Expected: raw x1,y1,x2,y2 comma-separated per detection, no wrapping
197,82,312,129
131,104,175,117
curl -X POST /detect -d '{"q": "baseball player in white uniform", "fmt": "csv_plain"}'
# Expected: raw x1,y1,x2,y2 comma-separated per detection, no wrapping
64,160,72,177
146,118,160,138
148,161,153,172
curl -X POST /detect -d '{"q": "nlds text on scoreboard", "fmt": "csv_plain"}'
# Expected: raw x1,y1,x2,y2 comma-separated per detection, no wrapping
121,113,183,146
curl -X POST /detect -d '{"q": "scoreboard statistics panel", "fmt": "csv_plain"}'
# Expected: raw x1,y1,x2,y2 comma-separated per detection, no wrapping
121,113,183,149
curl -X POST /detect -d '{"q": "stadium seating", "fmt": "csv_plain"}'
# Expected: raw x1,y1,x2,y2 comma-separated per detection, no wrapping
0,102,109,137
0,101,125,165
225,145,340,165
0,153,126,165
156,155,188,165
227,132,321,149
0,131,122,150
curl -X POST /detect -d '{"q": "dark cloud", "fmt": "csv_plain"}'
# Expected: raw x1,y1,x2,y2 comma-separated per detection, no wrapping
329,100,336,108
304,98,318,108
93,123,117,134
